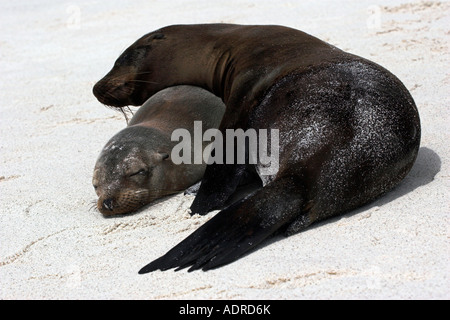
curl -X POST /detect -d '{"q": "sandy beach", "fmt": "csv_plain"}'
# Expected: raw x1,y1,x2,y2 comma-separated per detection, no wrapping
0,0,449,299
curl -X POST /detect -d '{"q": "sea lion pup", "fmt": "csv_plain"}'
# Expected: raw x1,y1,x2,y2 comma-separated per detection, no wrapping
92,85,224,216
93,24,421,272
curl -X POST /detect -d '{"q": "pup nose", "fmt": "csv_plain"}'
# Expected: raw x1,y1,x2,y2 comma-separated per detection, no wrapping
102,198,114,211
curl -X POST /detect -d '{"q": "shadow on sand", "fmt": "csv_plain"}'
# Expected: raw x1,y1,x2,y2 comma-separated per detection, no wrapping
368,146,441,208
261,146,441,249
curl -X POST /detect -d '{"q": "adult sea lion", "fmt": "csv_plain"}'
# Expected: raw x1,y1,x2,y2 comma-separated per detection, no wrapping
92,24,421,272
93,85,224,216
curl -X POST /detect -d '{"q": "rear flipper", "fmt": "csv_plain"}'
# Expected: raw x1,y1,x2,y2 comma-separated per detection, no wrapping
139,176,306,273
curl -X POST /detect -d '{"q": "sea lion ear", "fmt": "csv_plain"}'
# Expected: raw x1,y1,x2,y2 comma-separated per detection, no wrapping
147,33,165,42
157,152,170,161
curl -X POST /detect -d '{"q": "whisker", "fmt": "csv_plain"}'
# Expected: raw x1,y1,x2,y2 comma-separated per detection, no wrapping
105,90,120,102
101,90,134,122
119,106,132,124
112,71,153,77
106,71,155,83
125,79,160,84
88,200,99,212
145,187,190,193
132,71,154,76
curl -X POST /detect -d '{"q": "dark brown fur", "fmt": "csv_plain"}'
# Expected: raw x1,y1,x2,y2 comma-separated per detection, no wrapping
93,24,420,272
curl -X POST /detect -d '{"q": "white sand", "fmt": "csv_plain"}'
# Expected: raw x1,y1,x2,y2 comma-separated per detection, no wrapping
0,0,449,299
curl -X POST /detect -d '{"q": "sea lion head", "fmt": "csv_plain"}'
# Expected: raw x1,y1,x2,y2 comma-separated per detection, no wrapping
92,126,171,216
92,32,168,109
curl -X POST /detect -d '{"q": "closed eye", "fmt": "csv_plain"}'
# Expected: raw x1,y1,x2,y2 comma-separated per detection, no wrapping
129,169,148,177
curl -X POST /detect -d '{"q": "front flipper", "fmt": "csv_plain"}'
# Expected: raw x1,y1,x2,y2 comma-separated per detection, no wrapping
139,176,306,273
184,181,202,196
190,163,247,215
